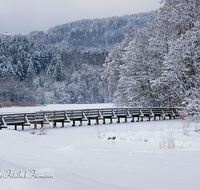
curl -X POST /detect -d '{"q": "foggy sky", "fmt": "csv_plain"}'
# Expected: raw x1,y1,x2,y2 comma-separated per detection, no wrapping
0,0,160,35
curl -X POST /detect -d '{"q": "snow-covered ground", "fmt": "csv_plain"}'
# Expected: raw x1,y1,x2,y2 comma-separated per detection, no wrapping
0,104,200,190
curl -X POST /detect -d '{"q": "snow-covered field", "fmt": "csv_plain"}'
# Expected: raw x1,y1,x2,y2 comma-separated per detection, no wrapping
0,104,200,190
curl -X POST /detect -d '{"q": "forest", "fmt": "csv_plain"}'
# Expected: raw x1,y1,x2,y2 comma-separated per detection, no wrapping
0,13,149,104
1,0,199,118
102,0,200,117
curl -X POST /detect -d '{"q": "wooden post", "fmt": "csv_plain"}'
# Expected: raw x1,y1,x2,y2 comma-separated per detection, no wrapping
110,118,112,124
125,117,127,123
62,121,64,128
79,120,82,126
72,120,75,127
87,119,91,125
15,125,17,130
117,117,120,123
34,123,37,129
41,123,43,129
96,119,99,125
131,117,134,122
53,121,56,128
102,118,105,124
22,124,24,131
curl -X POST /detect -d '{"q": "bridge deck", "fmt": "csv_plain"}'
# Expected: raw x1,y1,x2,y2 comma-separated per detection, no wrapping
0,107,182,130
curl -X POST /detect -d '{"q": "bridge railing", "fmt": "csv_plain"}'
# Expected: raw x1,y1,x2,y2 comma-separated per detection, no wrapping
0,107,183,130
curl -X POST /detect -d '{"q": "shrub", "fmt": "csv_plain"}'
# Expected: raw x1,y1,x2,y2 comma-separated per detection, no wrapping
13,102,36,107
2,101,12,107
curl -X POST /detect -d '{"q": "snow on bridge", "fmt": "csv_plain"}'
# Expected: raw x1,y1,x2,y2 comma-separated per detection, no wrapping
0,107,182,130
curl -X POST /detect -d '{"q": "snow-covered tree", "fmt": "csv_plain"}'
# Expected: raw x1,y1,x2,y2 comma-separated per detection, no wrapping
162,21,200,113
151,0,200,106
102,0,200,109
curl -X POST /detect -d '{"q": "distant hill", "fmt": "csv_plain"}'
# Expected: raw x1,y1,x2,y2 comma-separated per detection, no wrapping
27,13,149,49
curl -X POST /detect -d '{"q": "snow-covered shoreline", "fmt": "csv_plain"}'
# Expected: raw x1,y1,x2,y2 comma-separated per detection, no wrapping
0,104,200,190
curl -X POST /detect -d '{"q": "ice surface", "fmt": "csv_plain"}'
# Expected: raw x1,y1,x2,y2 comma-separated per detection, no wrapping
0,103,114,114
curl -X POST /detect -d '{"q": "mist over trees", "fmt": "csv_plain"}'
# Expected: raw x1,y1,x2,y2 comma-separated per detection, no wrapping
102,0,200,116
0,13,149,104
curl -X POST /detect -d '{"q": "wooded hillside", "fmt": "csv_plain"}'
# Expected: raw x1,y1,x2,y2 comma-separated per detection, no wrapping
0,13,149,104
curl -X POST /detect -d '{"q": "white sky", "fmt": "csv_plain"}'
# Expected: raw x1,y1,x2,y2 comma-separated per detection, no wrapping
0,0,161,35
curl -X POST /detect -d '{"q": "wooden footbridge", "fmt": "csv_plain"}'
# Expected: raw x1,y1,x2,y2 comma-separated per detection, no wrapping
0,107,182,130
